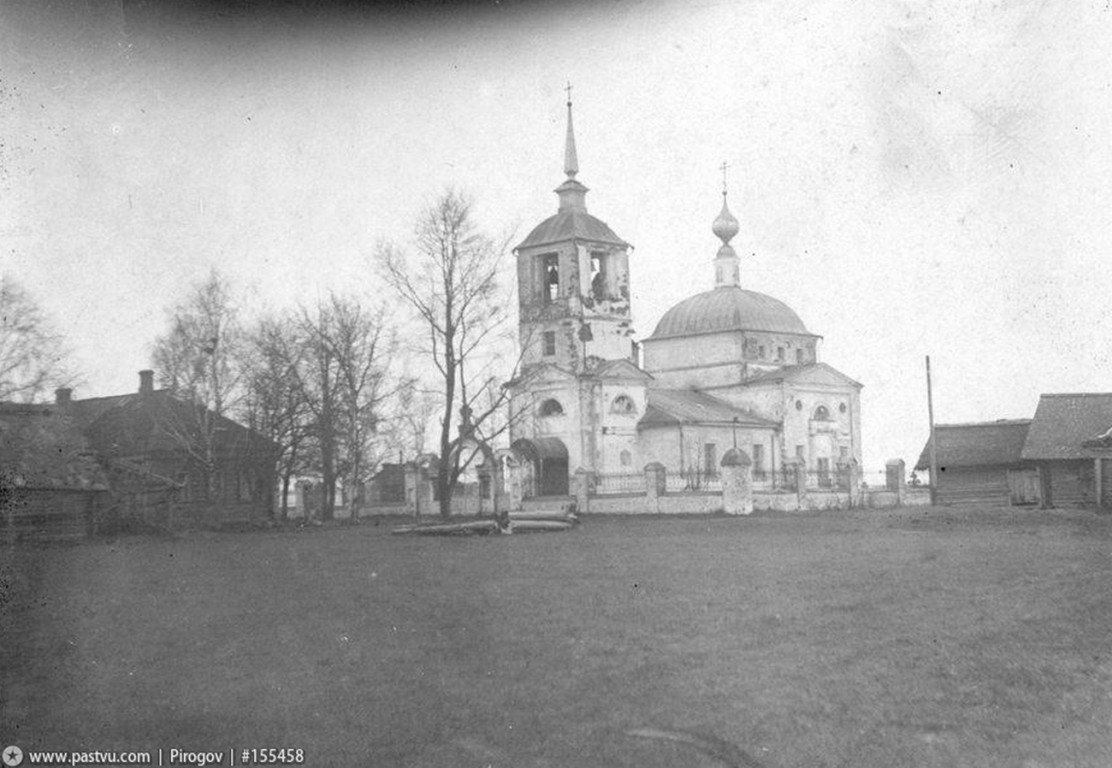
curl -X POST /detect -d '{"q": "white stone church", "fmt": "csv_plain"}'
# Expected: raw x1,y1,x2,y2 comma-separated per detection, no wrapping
506,97,863,500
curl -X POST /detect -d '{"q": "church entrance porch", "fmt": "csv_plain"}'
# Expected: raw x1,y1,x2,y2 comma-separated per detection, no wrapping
511,437,570,497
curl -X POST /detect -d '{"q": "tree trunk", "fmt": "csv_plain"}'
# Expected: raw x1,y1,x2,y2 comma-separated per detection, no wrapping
438,409,453,518
320,353,335,521
280,472,291,521
438,345,456,518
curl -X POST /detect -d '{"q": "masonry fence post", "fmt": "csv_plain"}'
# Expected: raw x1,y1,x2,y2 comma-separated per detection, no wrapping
644,463,665,514
845,458,861,508
886,458,907,506
508,461,523,511
721,449,753,515
572,467,592,515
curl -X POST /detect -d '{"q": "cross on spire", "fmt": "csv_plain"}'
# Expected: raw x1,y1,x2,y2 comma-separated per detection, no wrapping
565,81,573,105
720,160,731,197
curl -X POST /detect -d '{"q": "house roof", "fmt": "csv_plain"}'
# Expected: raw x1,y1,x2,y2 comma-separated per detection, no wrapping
1083,425,1112,449
914,419,1032,471
79,389,279,460
0,403,109,491
638,389,778,430
743,363,863,389
589,358,652,381
1021,393,1112,461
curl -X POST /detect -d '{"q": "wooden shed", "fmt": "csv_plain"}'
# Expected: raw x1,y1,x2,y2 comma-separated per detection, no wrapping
915,420,1038,506
1022,393,1112,508
0,402,110,542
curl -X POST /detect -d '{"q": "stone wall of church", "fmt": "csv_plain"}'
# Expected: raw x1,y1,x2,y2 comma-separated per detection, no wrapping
638,424,776,475
712,384,786,421
517,239,634,372
739,333,817,369
642,332,744,388
509,381,586,471
642,330,819,389
594,381,645,473
778,388,861,470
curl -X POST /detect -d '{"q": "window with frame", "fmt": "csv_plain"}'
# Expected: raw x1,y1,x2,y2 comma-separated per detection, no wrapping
817,457,832,487
590,251,607,300
539,398,564,417
542,254,560,302
813,405,831,421
704,443,718,477
237,471,253,501
610,394,636,415
542,331,556,357
620,449,632,467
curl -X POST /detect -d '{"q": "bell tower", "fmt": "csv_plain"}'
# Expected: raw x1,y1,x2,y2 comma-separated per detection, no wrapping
514,87,635,375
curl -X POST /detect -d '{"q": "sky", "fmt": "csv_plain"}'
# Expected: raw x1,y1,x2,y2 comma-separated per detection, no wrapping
3,0,1112,474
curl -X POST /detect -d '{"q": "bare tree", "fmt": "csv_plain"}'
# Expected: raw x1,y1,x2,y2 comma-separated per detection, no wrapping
242,313,313,520
150,268,245,507
0,276,76,402
377,189,521,517
296,293,403,521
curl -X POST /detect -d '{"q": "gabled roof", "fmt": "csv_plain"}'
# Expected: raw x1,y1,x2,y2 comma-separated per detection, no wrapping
638,389,778,430
914,420,1031,471
1083,425,1112,449
1021,393,1112,461
516,209,629,251
742,363,863,390
507,363,578,389
590,358,652,381
0,403,109,491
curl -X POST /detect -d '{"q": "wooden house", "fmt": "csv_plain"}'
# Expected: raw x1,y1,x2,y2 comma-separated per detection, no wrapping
73,371,279,529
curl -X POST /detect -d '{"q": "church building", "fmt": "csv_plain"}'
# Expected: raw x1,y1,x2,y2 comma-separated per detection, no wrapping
507,96,862,499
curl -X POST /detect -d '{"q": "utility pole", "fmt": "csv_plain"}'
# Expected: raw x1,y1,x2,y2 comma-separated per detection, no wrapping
926,355,938,506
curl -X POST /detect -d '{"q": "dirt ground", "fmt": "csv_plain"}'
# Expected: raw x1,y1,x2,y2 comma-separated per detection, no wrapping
2,506,1111,767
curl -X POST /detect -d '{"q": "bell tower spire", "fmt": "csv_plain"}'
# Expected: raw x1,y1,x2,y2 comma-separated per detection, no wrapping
555,83,588,213
563,82,578,178
713,161,741,288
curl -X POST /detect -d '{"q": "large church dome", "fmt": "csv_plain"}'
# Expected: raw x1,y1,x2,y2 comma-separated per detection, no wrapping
649,285,812,339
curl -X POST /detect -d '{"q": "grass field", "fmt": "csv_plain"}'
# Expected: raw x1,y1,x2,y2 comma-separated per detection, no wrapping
3,507,1112,768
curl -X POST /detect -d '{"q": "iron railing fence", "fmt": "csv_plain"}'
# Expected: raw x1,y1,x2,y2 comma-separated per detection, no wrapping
593,472,646,495
665,469,723,493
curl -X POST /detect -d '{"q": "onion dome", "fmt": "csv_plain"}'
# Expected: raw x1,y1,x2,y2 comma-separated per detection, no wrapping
712,197,740,244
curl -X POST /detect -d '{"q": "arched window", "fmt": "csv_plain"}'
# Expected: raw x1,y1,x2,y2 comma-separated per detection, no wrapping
611,394,636,415
620,450,632,467
813,405,831,421
539,398,564,417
